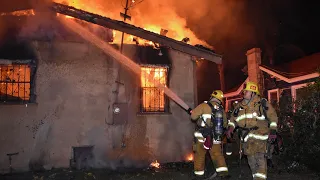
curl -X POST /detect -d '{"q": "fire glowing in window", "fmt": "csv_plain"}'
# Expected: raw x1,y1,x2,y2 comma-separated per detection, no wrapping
0,64,31,102
141,66,168,112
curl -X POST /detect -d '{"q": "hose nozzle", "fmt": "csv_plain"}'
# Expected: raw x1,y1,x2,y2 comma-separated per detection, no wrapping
186,108,192,115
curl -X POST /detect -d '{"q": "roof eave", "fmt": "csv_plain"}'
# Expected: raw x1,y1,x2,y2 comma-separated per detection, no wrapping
259,66,319,83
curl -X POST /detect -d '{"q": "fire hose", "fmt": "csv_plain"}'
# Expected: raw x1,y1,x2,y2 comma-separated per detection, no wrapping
52,2,194,114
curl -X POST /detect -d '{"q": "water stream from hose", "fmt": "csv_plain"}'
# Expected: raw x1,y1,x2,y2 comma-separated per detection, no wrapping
58,17,191,111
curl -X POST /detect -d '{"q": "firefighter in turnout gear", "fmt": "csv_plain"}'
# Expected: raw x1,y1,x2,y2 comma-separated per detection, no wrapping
226,81,278,180
190,90,230,179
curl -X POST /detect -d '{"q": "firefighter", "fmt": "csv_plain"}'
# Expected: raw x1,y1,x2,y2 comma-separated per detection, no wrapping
226,81,278,180
189,90,230,180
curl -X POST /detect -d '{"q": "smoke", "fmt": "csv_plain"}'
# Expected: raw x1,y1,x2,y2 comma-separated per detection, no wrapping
51,0,262,58
1,0,263,54
173,0,251,43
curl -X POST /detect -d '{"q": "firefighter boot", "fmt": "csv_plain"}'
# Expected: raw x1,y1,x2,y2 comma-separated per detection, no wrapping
191,174,206,180
209,144,229,176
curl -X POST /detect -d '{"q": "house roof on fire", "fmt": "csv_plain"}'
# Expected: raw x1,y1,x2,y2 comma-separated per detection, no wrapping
224,53,320,98
0,2,222,64
51,3,222,64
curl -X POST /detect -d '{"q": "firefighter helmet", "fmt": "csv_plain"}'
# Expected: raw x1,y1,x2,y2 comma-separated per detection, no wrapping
243,81,260,95
211,90,224,101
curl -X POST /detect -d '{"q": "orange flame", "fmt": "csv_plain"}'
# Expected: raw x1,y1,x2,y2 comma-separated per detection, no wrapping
186,153,194,161
53,0,212,48
1,2,212,48
141,67,167,111
65,15,74,19
150,160,160,168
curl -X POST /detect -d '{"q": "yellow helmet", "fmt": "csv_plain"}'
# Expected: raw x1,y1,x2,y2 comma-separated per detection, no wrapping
243,81,260,95
211,90,224,101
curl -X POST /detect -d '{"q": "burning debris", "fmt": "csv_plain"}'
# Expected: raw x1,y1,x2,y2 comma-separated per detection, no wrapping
150,160,160,169
0,9,35,16
186,153,194,162
148,153,194,171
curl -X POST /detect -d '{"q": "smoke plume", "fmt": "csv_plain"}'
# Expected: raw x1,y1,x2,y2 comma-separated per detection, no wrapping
53,0,248,48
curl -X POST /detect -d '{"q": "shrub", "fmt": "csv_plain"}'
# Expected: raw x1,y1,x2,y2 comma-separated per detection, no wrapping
278,75,320,173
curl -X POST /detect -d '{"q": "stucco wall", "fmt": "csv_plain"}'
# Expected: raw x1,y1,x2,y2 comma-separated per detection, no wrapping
0,41,195,173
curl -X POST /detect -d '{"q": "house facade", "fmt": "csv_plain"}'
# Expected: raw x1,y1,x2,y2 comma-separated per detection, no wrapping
0,12,222,172
224,48,320,112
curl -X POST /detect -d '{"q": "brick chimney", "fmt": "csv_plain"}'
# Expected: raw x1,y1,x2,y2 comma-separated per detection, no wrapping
246,48,264,95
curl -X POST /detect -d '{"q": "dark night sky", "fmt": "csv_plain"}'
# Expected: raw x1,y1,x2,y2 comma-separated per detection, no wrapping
186,0,320,90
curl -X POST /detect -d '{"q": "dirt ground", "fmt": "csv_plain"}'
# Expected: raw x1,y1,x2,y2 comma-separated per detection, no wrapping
1,155,318,180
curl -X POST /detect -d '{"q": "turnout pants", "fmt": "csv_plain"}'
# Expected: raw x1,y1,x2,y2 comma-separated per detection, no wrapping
247,153,267,180
193,140,228,176
239,127,269,180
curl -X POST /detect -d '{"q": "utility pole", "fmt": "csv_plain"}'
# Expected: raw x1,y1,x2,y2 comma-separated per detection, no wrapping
118,0,132,149
120,0,131,53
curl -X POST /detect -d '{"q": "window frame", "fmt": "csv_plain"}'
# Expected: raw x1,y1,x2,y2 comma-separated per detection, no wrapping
268,88,280,104
139,64,170,114
0,59,37,105
291,83,310,101
290,82,314,111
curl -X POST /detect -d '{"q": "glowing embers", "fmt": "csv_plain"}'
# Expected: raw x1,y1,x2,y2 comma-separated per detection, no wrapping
140,66,168,112
185,153,194,161
0,9,35,16
0,64,31,102
150,160,160,168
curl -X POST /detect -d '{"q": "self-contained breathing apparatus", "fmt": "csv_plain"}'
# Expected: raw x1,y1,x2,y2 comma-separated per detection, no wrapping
233,98,269,144
197,101,225,150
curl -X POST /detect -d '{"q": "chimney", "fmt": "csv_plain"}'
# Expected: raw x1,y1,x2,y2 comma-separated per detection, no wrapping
246,48,264,95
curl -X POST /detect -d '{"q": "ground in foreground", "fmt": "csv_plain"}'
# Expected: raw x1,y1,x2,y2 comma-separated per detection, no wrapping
0,157,318,180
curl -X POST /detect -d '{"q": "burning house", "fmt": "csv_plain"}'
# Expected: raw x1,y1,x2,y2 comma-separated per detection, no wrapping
0,3,223,173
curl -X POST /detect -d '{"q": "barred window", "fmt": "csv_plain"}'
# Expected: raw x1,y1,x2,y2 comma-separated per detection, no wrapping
0,64,31,103
140,66,169,113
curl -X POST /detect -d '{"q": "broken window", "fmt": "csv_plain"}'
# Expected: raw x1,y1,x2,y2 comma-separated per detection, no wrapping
0,64,31,103
140,66,169,113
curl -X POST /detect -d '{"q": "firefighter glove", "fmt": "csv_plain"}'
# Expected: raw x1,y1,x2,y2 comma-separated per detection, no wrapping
186,108,193,115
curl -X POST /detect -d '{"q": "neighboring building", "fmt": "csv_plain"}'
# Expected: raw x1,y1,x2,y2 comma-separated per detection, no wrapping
0,10,222,172
224,48,320,112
